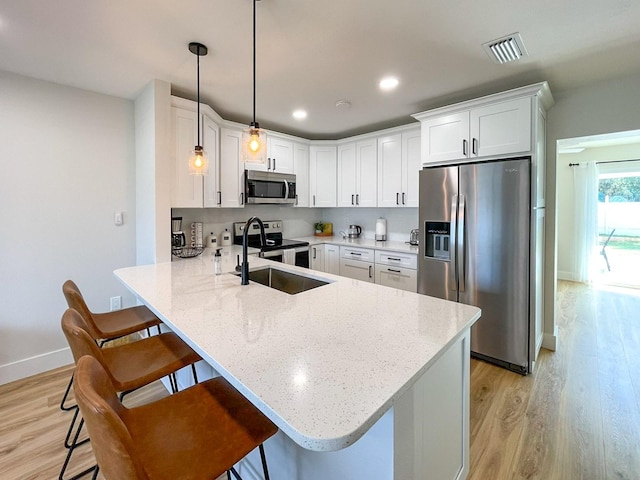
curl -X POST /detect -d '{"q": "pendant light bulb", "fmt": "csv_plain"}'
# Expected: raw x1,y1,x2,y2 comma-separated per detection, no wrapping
242,0,267,165
188,42,209,175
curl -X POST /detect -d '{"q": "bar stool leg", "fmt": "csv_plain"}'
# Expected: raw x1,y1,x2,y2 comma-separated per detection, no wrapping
60,374,76,411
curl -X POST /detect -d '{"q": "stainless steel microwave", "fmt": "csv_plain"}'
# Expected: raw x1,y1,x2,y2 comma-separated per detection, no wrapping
244,170,297,205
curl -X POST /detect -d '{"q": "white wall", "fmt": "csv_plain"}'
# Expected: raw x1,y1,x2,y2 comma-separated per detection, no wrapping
546,68,640,342
556,144,640,280
0,70,137,384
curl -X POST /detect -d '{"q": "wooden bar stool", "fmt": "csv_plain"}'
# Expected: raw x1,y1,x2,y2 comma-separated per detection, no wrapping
74,355,278,480
60,280,163,411
60,308,202,480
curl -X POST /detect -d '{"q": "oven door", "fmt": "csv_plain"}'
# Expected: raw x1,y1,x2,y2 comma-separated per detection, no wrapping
245,170,296,204
260,247,309,268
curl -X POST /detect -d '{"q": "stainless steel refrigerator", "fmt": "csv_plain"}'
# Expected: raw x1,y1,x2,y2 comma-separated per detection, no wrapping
418,157,532,374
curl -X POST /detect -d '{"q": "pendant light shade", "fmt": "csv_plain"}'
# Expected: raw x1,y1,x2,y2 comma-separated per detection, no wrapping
242,0,267,164
188,42,209,175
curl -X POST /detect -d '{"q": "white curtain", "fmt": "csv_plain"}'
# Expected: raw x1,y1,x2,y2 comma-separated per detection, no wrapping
573,161,599,283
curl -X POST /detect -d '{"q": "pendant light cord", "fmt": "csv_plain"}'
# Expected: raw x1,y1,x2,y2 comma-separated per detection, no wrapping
252,0,257,126
196,45,201,145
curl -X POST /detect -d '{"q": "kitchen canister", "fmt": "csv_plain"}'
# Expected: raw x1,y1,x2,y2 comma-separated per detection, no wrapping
375,217,387,241
206,233,218,248
221,228,232,246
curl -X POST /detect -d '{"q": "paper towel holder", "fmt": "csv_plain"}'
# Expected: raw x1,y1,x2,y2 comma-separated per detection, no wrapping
375,217,387,241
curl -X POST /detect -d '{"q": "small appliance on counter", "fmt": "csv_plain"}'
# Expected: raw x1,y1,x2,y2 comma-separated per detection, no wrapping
375,218,387,241
347,224,362,239
409,228,419,245
171,217,186,249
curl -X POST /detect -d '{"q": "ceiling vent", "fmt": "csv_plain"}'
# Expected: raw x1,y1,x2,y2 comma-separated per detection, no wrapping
482,33,528,64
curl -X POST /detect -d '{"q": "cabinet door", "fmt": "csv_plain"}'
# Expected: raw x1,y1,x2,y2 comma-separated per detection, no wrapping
293,142,309,207
401,129,421,207
219,128,243,208
202,116,219,208
375,265,417,292
377,134,403,207
337,143,357,207
421,112,469,165
325,244,340,275
310,244,325,272
470,97,531,158
171,107,203,207
309,146,337,207
356,139,377,207
268,136,294,173
339,259,375,283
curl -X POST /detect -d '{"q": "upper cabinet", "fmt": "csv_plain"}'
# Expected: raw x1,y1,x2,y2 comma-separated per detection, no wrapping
309,145,337,208
245,133,294,173
337,139,377,207
377,127,420,207
412,82,553,206
219,127,244,208
170,105,219,208
293,142,310,207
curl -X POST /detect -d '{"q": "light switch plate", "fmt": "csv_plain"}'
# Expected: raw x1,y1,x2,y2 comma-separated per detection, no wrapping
114,211,123,225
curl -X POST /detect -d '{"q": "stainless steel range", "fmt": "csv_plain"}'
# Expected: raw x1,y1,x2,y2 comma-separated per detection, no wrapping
233,220,310,268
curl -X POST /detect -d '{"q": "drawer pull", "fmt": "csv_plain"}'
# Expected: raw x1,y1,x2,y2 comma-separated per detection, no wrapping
388,257,401,262
388,269,401,273
350,252,362,256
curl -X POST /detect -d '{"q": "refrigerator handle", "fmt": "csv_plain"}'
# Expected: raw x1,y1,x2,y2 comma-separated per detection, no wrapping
457,194,466,292
449,194,458,292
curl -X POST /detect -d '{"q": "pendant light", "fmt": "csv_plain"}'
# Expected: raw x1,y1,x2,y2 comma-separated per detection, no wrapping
188,42,209,175
242,0,267,164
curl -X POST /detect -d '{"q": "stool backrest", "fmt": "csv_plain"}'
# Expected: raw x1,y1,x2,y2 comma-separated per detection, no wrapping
73,355,150,480
62,280,101,339
61,309,118,386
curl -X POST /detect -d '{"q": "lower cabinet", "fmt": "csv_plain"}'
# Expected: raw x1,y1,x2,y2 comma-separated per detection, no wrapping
339,246,375,283
310,244,325,271
324,244,340,275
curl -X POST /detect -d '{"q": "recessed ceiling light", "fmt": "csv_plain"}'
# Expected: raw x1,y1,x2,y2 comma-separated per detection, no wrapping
292,109,307,120
379,76,399,91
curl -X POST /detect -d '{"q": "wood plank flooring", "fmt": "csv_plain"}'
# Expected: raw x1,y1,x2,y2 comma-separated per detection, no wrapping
1,281,638,479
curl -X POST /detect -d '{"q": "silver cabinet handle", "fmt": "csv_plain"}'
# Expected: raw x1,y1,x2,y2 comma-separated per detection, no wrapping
462,139,468,156
472,138,478,155
356,194,359,205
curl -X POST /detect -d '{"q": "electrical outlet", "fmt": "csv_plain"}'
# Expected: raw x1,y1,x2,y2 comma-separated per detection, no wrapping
110,296,122,311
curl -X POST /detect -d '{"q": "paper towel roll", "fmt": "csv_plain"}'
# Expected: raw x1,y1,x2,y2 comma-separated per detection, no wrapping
375,218,387,241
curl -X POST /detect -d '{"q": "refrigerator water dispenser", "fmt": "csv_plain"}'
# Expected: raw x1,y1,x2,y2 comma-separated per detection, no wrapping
424,222,450,260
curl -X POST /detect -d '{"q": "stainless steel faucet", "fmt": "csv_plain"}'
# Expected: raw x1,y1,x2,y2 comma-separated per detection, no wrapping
241,216,266,285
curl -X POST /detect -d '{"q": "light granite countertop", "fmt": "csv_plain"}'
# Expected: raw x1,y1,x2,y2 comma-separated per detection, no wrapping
115,250,480,452
293,235,420,254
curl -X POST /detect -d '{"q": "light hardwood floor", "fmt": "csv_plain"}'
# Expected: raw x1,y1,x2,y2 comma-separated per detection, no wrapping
1,281,638,479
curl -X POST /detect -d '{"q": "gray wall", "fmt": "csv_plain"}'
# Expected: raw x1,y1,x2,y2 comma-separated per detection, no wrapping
0,70,138,384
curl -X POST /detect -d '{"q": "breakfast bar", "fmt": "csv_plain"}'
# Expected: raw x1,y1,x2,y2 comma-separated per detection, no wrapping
115,248,481,479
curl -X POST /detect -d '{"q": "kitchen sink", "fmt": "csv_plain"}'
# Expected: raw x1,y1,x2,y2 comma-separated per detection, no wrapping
236,267,331,295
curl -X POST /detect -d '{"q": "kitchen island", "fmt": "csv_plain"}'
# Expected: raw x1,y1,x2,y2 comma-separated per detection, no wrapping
115,247,480,480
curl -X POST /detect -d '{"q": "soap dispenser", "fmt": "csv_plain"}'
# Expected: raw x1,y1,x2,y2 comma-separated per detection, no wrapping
214,248,222,275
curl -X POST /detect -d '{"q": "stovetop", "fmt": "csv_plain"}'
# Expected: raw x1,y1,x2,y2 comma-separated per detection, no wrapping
232,220,309,251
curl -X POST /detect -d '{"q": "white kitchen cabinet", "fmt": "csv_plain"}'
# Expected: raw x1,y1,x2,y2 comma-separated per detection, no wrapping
219,127,244,208
309,145,337,207
337,139,377,207
310,244,325,271
293,142,309,207
324,244,340,275
374,265,417,292
339,246,375,283
170,106,219,208
415,96,531,165
377,128,420,208
245,134,295,173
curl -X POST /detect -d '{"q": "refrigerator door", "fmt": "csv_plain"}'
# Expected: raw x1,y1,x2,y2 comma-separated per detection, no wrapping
459,158,531,371
418,166,458,301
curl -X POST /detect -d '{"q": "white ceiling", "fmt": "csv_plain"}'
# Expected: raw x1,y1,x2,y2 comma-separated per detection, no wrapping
2,0,640,139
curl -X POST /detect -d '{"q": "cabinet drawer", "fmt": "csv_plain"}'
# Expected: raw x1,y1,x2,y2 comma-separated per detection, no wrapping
340,246,375,262
375,250,417,269
339,258,375,283
374,265,418,292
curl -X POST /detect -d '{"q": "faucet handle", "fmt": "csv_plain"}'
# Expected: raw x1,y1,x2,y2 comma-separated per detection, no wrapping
235,254,242,272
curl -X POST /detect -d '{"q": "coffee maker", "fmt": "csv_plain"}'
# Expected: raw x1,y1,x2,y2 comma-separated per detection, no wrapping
171,217,186,249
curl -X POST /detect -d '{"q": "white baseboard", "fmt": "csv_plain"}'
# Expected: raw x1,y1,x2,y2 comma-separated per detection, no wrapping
542,332,557,352
0,347,73,386
557,270,575,281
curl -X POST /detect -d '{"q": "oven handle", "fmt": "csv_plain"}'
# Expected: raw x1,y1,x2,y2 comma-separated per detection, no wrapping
259,249,284,259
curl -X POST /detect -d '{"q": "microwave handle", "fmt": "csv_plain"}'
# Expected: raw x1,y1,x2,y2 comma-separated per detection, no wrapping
284,179,289,200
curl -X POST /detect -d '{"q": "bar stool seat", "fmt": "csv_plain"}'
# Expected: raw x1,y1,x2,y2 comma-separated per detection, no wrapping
74,355,278,480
